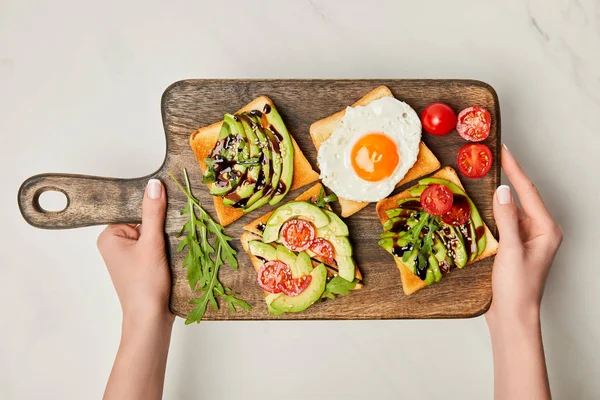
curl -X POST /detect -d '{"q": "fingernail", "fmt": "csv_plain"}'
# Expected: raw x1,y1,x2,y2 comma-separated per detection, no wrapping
497,185,512,205
147,179,162,199
502,143,510,152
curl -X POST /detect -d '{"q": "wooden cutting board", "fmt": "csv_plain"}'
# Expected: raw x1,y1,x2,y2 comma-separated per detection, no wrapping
18,79,500,320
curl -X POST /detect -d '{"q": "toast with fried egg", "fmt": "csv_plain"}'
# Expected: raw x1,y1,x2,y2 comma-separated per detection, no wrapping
309,86,440,217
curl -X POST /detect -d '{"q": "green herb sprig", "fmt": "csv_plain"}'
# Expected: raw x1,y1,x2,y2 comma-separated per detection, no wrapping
169,169,251,324
313,187,338,209
322,277,359,299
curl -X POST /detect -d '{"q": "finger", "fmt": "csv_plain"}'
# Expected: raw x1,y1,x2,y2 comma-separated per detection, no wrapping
493,185,523,250
140,179,167,243
501,145,552,222
97,224,139,250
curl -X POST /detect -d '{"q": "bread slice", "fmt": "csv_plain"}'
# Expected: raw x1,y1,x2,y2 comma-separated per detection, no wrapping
309,86,441,218
375,166,499,295
190,96,319,226
241,182,363,284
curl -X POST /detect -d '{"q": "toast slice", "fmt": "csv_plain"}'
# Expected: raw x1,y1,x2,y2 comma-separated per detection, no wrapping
375,166,499,295
190,96,319,226
309,86,441,218
242,182,363,284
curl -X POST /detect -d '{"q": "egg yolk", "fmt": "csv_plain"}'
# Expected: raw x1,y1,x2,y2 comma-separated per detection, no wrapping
350,133,399,182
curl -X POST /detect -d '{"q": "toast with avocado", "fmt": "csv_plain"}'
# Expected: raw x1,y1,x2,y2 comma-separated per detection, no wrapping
375,166,498,295
309,86,441,217
190,96,319,226
240,183,362,315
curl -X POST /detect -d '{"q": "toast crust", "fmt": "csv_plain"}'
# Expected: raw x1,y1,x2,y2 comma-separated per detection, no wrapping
376,166,499,295
309,86,441,218
190,96,319,226
241,183,363,282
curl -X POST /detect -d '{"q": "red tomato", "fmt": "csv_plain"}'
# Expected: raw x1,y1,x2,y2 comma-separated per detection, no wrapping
442,194,472,226
257,260,291,294
309,238,336,265
278,275,312,297
421,103,457,136
280,219,316,252
420,184,454,216
456,106,491,142
457,143,493,178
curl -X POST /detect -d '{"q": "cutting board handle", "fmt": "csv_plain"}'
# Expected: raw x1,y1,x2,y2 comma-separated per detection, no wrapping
18,173,151,229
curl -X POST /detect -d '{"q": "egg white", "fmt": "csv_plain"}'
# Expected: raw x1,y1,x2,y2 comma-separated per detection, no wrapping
317,96,422,202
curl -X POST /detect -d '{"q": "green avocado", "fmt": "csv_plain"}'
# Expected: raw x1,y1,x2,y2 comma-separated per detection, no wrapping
437,224,468,268
333,256,356,282
293,251,313,277
207,117,247,197
243,114,272,210
268,263,327,314
275,244,297,267
242,122,283,214
322,210,349,236
429,254,442,283
424,268,435,285
418,177,486,257
408,185,428,197
249,240,277,261
262,202,330,243
316,226,352,256
262,104,294,206
222,114,262,207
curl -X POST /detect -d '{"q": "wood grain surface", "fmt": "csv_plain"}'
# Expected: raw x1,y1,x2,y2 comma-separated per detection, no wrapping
18,79,500,320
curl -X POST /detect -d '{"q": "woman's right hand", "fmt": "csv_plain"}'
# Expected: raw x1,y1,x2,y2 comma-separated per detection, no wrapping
487,145,563,325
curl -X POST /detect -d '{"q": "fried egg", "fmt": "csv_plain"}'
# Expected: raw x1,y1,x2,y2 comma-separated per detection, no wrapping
317,96,421,202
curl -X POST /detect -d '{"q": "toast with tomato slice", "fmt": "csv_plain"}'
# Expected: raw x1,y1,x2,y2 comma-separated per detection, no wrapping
190,96,319,226
309,85,441,218
376,166,498,295
241,183,363,286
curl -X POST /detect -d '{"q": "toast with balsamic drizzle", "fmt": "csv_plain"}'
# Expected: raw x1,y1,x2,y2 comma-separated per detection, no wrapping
190,96,318,226
376,166,498,295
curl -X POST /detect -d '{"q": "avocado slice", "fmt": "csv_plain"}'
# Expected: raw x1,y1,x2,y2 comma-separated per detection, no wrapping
243,114,273,210
207,117,248,197
262,202,330,243
322,210,349,236
242,120,283,214
418,178,486,257
316,226,352,256
222,114,263,207
333,256,356,282
261,104,294,205
437,223,468,268
268,263,327,314
249,240,277,261
428,254,442,283
408,185,428,197
293,251,313,277
424,268,435,285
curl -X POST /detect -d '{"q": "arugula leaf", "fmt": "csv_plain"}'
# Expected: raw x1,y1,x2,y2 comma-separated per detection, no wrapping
202,166,217,184
322,277,359,299
313,186,338,209
169,169,251,324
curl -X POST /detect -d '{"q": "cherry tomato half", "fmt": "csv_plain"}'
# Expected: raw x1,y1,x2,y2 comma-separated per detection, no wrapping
442,194,472,226
278,275,312,297
420,184,454,216
421,103,457,136
280,218,316,252
457,143,493,178
309,238,336,266
456,106,491,142
257,260,291,294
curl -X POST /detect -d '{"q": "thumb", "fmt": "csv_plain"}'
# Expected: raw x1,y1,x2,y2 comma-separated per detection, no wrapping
493,185,522,249
141,178,167,242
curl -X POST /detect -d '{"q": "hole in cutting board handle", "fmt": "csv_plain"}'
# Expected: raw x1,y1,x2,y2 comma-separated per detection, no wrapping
36,189,69,213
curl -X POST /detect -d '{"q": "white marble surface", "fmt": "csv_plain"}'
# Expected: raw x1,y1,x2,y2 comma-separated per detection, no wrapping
1,0,599,399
